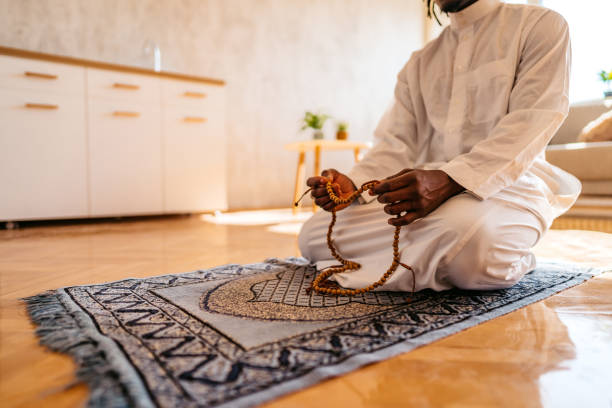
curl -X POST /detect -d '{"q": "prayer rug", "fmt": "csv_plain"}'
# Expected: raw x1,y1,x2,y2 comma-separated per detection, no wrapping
25,258,600,408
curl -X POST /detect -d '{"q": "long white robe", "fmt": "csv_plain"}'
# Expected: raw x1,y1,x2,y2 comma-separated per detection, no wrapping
298,0,581,292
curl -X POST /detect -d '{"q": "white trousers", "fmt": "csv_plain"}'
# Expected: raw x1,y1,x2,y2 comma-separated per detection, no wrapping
298,193,545,292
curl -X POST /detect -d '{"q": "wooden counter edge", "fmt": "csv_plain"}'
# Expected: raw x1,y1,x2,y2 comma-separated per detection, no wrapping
0,46,226,86
284,140,372,151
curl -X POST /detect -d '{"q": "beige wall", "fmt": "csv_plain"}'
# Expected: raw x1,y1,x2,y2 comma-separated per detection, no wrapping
0,0,424,210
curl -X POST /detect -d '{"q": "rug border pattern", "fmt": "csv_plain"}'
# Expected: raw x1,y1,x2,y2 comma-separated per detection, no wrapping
23,259,604,408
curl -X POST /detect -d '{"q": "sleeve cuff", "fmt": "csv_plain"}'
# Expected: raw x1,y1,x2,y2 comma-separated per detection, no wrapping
440,161,487,201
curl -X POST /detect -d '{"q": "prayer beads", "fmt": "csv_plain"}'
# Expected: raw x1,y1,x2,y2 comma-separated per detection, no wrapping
297,180,416,297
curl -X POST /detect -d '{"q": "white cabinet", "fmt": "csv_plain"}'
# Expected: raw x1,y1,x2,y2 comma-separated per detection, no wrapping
87,67,160,102
0,50,227,221
0,54,85,95
0,63,88,220
162,78,227,213
86,68,163,216
88,99,163,216
163,107,227,212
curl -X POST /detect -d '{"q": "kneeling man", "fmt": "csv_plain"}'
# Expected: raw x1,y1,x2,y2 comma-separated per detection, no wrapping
299,0,580,292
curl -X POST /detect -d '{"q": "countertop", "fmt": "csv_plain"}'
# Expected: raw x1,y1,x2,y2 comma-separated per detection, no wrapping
0,45,225,86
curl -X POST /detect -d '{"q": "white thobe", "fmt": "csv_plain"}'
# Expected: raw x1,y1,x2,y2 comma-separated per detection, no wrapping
298,0,581,292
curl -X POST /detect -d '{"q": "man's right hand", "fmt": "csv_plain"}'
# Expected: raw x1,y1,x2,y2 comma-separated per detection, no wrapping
306,169,357,212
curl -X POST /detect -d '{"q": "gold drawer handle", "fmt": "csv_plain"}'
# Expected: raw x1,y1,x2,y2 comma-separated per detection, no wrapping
25,71,58,80
183,91,207,98
25,103,59,110
184,116,207,123
113,82,140,90
113,111,140,118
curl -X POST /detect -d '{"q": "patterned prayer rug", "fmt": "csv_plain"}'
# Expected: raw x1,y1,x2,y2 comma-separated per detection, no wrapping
25,258,599,408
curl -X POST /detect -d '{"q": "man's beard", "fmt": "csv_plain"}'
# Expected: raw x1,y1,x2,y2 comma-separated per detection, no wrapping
439,0,479,13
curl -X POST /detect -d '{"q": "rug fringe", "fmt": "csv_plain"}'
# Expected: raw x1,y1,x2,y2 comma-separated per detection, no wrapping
23,290,135,408
21,260,602,408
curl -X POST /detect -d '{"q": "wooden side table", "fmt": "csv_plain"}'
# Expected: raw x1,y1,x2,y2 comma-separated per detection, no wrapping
284,139,371,213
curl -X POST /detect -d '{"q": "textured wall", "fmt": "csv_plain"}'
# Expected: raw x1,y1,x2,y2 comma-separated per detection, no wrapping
0,0,424,209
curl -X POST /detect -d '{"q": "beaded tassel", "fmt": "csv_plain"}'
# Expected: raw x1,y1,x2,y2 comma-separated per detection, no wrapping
296,180,416,297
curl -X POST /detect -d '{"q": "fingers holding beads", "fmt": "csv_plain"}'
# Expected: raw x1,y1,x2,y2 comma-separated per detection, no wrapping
325,182,342,200
383,200,416,215
312,182,344,211
383,168,413,180
376,185,418,204
322,201,336,211
308,169,358,212
321,168,340,180
314,195,332,208
307,176,330,188
370,171,416,195
311,186,328,199
387,211,422,226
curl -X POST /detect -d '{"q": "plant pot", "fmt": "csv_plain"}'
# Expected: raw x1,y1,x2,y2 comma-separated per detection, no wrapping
313,130,324,140
336,131,348,140
605,90,612,99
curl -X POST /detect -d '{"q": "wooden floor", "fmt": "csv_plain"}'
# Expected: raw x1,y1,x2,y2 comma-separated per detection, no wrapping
1,214,611,407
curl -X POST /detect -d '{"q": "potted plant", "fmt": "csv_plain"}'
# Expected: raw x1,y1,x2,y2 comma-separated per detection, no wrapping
599,69,612,98
336,121,348,140
301,111,329,140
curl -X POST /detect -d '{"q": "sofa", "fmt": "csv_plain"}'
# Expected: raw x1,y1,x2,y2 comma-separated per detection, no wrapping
546,99,612,218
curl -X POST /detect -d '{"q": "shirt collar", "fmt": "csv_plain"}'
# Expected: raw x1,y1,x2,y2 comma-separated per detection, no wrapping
449,0,501,30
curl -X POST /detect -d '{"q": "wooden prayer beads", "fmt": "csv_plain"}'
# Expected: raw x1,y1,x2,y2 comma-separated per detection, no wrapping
296,180,416,297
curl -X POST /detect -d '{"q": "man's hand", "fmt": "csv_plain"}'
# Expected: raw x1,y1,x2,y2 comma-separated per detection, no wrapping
307,169,357,212
370,169,465,226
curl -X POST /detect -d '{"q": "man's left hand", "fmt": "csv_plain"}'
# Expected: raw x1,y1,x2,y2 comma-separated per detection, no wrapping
369,169,465,226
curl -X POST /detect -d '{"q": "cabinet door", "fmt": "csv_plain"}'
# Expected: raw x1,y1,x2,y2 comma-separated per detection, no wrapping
87,67,160,103
163,107,227,213
88,99,163,216
161,78,221,110
0,88,88,220
0,54,85,95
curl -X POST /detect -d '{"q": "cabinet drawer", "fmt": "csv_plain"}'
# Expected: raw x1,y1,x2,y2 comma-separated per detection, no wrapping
0,88,88,220
0,54,85,95
87,67,160,104
161,78,223,110
88,99,163,216
163,108,227,212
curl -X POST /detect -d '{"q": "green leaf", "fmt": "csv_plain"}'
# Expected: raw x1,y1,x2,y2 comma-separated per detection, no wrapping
300,110,330,131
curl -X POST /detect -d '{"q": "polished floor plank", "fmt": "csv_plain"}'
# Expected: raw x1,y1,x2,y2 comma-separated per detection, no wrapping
1,215,610,407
